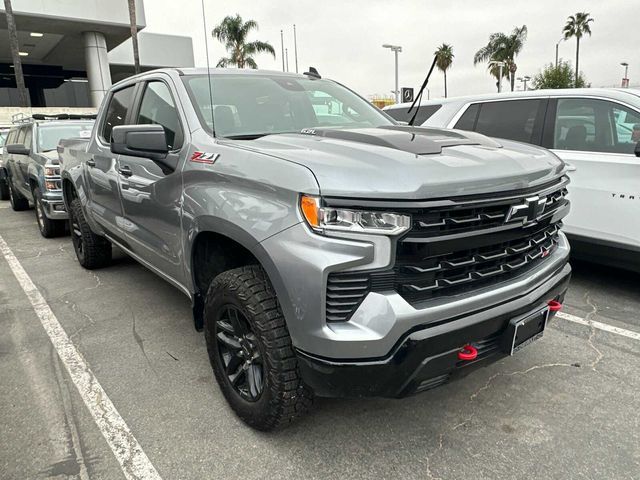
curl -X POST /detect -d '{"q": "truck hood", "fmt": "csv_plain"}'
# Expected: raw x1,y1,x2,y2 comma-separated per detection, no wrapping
232,126,566,199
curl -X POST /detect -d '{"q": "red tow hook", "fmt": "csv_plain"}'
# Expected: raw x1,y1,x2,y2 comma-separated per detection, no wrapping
548,300,563,312
458,344,478,361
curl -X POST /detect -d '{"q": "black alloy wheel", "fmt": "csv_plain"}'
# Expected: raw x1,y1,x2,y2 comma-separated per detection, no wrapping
215,305,264,401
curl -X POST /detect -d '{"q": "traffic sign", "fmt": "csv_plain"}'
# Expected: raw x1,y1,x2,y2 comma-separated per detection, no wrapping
401,87,414,103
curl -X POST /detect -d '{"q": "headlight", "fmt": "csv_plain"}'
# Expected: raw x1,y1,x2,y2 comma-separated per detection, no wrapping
300,195,410,236
44,166,60,176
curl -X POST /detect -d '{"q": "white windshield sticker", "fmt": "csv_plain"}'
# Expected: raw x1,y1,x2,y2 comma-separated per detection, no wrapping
79,130,92,138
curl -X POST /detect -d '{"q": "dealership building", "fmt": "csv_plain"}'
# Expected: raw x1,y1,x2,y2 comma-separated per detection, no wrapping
0,0,194,111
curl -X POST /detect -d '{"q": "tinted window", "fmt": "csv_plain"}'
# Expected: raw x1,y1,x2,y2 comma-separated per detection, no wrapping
471,100,544,143
38,123,94,152
136,81,182,149
386,104,442,124
23,127,32,149
454,104,480,130
554,98,640,154
101,85,135,142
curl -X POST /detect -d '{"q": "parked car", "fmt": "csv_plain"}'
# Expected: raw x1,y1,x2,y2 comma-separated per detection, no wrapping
3,114,95,236
59,68,571,430
385,89,640,272
0,127,10,199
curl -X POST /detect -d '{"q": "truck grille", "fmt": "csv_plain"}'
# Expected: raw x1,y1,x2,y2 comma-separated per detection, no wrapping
325,176,570,322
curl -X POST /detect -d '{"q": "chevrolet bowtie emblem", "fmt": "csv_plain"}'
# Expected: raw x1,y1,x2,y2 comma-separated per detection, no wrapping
505,195,547,225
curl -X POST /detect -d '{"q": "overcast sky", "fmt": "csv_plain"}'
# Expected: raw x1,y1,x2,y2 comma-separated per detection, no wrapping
144,0,640,99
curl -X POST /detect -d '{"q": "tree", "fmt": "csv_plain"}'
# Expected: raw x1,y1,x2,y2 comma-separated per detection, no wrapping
434,43,454,98
213,14,275,69
127,0,141,75
563,12,594,87
532,61,586,89
474,25,528,92
3,0,29,106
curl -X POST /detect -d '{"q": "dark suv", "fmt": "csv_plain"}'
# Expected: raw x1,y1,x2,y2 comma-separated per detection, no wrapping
3,114,94,237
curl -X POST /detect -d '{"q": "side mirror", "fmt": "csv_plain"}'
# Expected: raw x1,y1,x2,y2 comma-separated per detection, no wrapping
6,144,30,155
111,124,169,162
635,141,640,158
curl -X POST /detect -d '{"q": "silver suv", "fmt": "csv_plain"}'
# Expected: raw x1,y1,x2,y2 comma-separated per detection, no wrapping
60,69,571,429
386,88,640,271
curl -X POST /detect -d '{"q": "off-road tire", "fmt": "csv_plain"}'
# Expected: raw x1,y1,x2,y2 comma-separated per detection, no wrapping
204,265,314,430
0,178,9,200
8,178,29,211
34,187,66,238
69,198,112,269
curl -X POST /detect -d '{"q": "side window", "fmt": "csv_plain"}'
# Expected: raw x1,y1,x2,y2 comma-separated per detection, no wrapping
136,81,182,150
385,105,442,124
472,100,545,144
553,98,640,154
101,85,136,142
454,104,480,130
23,127,32,149
15,128,26,145
6,129,17,145
611,104,640,154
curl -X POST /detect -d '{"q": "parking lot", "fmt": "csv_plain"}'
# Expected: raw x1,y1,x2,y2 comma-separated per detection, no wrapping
1,203,639,480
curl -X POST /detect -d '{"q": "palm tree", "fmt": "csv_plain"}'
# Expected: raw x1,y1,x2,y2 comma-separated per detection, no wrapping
3,0,29,106
563,12,594,87
213,14,275,69
434,44,454,98
127,0,141,74
474,25,528,92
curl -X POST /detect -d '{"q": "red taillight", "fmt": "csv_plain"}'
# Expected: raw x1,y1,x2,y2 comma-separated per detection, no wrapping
458,344,478,361
548,300,562,312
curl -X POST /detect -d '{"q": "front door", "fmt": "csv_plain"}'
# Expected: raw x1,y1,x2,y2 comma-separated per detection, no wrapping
547,97,640,250
116,79,186,284
86,84,137,237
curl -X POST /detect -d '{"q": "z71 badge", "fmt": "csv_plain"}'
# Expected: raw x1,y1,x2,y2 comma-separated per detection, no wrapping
190,152,220,164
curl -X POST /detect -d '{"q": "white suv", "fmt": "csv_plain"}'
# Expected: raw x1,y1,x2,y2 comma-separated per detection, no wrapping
385,89,640,272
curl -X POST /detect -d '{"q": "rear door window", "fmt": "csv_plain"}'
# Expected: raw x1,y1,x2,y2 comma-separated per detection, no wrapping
385,104,442,124
101,85,136,142
470,99,546,144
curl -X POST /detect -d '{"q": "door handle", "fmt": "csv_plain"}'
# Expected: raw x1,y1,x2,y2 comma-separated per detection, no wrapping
86,159,96,167
118,165,133,177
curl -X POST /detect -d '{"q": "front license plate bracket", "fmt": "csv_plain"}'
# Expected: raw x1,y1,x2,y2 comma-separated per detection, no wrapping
501,307,549,355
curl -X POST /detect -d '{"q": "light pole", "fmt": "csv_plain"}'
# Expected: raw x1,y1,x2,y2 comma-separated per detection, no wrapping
621,62,629,87
382,44,402,103
280,30,285,72
490,60,506,92
555,38,565,68
517,75,531,91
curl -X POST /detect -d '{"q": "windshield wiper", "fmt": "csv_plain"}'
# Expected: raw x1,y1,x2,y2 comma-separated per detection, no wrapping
223,133,270,140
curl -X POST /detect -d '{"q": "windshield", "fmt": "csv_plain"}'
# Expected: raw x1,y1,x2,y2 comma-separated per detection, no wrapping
38,123,94,152
182,74,394,138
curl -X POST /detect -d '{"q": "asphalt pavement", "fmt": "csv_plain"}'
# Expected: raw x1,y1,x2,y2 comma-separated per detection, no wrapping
1,203,639,480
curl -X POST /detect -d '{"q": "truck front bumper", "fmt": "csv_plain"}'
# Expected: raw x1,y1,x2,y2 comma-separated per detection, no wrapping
41,193,68,220
296,263,570,398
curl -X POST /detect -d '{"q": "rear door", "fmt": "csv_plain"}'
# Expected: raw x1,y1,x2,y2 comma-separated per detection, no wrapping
88,84,137,237
116,77,187,284
542,96,640,249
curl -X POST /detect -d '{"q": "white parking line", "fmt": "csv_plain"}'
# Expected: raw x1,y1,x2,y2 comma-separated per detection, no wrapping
557,311,640,341
0,234,162,480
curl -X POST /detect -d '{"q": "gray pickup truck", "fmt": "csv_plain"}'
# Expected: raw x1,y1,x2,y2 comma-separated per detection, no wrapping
59,68,571,430
3,115,95,236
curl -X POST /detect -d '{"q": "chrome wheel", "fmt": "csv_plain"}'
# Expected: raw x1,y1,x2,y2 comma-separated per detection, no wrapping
36,199,44,230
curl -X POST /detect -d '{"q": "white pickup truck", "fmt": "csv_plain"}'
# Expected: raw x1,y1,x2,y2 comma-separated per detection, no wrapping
385,88,640,272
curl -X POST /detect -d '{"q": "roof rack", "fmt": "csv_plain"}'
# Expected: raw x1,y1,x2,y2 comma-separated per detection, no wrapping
11,113,97,124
